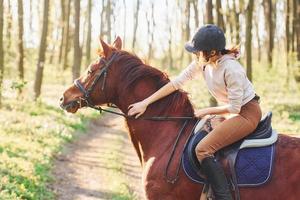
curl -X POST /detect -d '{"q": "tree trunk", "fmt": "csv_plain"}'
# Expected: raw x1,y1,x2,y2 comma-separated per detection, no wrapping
184,1,192,65
122,0,126,47
185,1,191,41
245,0,254,82
106,0,112,43
72,0,81,81
206,0,213,24
226,1,234,43
132,0,140,51
0,0,4,106
112,1,117,40
147,2,155,62
58,0,65,64
295,0,300,82
100,0,105,38
17,0,24,80
34,0,49,99
291,0,296,52
6,0,12,50
263,0,275,68
86,0,92,64
179,1,186,68
166,0,173,69
216,0,225,31
255,3,262,62
63,0,71,70
255,20,261,62
295,0,300,61
146,8,151,61
233,0,242,44
286,0,291,85
192,0,199,28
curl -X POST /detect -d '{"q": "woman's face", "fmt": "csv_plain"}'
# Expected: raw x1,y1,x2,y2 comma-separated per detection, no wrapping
194,51,209,64
194,50,220,64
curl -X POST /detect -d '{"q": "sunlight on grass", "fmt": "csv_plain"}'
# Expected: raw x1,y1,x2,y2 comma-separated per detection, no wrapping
0,77,98,199
0,49,101,199
96,134,138,200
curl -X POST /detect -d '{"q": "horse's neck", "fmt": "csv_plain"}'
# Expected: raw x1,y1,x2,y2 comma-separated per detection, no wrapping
114,80,191,164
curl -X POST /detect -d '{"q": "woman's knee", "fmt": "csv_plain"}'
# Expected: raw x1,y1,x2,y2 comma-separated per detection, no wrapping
195,142,213,162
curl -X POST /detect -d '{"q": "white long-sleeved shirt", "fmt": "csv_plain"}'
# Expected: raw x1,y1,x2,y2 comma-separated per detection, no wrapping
171,54,256,114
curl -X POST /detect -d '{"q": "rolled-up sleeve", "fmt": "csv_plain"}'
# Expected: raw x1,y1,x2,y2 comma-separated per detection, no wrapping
171,61,201,90
224,65,245,114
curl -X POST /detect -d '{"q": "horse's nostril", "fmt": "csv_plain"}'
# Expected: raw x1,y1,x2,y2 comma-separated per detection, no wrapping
60,97,64,102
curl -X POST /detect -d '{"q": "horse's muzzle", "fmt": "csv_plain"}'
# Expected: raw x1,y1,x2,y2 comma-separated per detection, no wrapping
60,100,80,113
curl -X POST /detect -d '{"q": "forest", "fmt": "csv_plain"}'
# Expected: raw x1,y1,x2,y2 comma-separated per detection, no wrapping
0,0,299,199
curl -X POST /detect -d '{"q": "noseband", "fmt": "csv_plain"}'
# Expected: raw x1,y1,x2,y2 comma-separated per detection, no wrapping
74,53,118,107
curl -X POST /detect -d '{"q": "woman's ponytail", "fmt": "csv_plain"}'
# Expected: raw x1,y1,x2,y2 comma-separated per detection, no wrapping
220,45,240,57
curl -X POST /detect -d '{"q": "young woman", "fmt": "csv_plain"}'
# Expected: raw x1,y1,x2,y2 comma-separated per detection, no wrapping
128,24,262,200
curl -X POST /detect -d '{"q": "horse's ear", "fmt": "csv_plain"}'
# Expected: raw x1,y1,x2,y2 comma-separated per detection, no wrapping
98,36,112,58
113,36,122,50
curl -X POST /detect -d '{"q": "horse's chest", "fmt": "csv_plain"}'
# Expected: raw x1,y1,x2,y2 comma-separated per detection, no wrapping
142,157,164,181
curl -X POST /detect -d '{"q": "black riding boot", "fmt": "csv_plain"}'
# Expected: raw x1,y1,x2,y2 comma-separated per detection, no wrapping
201,156,233,200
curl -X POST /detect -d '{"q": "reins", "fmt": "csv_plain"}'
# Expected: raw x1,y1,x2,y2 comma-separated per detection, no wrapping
74,52,197,121
73,52,199,185
89,103,196,121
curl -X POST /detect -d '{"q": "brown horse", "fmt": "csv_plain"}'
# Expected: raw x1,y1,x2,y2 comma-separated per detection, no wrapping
60,37,300,200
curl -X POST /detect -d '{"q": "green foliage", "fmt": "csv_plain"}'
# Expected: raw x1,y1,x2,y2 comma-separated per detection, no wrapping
290,113,300,122
0,98,97,199
10,80,28,93
0,42,99,200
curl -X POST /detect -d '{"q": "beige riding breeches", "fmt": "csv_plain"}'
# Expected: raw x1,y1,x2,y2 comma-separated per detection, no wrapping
195,99,262,161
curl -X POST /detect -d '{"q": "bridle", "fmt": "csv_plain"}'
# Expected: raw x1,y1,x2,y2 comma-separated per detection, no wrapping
74,53,118,108
71,52,198,185
72,52,195,121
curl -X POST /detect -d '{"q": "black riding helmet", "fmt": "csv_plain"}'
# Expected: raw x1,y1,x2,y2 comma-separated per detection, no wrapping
185,24,226,53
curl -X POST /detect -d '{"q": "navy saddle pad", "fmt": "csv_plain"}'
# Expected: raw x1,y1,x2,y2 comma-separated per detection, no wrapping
182,113,276,187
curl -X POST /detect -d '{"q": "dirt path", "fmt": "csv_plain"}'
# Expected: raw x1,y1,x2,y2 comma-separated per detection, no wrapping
51,114,144,200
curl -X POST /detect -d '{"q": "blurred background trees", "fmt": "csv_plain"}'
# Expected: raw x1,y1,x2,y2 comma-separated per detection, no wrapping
0,1,299,199
0,0,299,102
0,0,3,106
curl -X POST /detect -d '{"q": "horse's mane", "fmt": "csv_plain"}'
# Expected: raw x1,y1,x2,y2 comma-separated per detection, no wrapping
114,50,194,116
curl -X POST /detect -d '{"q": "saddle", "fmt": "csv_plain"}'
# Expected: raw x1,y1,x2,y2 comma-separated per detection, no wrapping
182,112,278,200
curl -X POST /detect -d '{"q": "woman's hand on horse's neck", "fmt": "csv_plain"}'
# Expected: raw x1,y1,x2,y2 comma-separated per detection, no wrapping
115,78,191,160
117,79,176,116
127,82,176,118
142,82,176,106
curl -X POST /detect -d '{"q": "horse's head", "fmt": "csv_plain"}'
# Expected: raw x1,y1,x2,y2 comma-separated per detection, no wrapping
60,37,122,113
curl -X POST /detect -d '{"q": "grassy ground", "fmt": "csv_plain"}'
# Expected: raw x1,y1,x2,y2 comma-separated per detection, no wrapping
0,53,99,199
91,124,139,200
0,98,97,200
